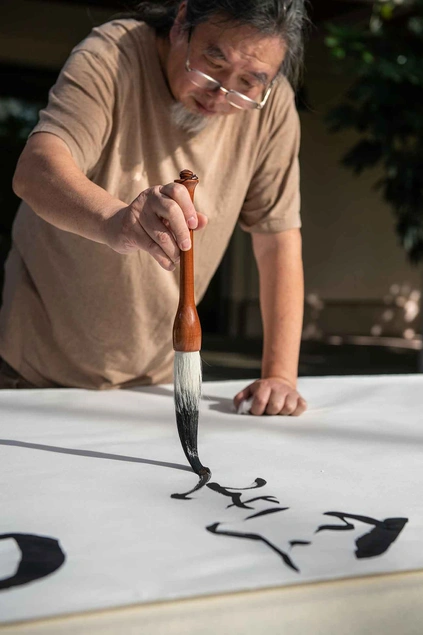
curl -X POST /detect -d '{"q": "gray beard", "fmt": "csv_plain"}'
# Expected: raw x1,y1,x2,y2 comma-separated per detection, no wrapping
170,102,209,135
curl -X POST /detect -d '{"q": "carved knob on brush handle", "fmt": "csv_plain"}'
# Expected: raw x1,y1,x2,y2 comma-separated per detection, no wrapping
179,169,198,181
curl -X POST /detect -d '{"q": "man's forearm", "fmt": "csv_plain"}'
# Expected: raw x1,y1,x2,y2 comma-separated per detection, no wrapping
252,229,304,388
13,132,124,244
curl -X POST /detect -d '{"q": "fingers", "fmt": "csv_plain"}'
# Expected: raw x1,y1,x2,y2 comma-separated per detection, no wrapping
250,385,272,416
157,182,199,248
111,206,175,270
235,379,307,417
141,208,180,266
196,212,208,230
267,392,307,416
127,183,207,267
291,397,308,417
107,181,207,269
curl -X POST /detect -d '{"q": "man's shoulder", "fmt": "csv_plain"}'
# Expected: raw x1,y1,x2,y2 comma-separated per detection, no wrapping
71,19,152,67
254,75,298,135
270,76,296,113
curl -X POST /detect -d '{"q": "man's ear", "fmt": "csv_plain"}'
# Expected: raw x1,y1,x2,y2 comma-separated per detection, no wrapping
170,1,188,44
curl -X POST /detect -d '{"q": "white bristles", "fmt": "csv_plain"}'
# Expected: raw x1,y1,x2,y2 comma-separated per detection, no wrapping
174,351,202,413
236,397,254,415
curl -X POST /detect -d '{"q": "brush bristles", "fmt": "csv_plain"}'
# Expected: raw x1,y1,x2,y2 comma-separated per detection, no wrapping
174,351,202,414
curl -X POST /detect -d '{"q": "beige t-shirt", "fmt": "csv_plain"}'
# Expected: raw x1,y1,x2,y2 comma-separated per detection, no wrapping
0,19,301,389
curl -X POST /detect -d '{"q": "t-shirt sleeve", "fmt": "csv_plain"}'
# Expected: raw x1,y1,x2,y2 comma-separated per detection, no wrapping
29,45,117,175
238,86,301,234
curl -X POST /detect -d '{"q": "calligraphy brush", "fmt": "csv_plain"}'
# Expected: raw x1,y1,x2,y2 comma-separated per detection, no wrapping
172,169,210,493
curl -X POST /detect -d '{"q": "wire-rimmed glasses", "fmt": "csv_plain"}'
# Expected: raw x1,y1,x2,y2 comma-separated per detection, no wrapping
185,42,275,111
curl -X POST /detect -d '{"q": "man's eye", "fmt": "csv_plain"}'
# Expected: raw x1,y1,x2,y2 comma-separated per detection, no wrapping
204,56,221,69
241,79,254,90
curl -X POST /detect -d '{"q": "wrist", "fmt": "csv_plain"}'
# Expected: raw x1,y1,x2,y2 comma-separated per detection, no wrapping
98,202,126,247
261,370,297,390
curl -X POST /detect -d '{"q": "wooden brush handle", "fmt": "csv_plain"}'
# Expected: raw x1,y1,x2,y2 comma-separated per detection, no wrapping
172,169,202,352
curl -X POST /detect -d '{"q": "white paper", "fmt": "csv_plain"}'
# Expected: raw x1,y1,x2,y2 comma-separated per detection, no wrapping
1,375,422,624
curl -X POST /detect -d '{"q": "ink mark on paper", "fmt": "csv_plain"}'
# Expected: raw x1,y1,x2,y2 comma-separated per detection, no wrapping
206,522,299,572
206,479,276,509
183,477,409,574
0,533,65,590
245,508,289,520
316,512,409,559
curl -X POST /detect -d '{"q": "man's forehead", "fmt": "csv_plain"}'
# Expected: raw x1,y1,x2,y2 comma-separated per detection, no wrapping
203,43,270,84
193,21,285,73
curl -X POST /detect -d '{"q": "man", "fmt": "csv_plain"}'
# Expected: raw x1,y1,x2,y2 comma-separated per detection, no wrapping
0,0,307,416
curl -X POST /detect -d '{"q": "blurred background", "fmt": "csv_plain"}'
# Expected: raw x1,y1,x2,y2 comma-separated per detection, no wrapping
0,0,422,380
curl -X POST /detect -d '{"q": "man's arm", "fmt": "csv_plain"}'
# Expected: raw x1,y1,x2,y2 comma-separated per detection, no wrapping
13,133,206,271
233,228,307,416
13,133,125,243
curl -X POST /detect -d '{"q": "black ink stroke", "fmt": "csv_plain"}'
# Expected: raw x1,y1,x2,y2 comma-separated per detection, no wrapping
227,496,280,510
290,540,312,548
355,518,409,558
0,533,65,590
206,522,299,572
316,514,355,533
245,508,289,521
213,478,267,491
316,512,409,559
206,480,271,509
171,477,267,502
173,475,409,571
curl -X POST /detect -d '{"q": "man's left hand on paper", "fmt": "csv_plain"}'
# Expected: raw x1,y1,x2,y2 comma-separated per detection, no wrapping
234,377,307,416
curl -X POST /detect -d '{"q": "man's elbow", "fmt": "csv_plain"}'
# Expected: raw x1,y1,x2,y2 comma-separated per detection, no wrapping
12,133,67,201
12,148,32,200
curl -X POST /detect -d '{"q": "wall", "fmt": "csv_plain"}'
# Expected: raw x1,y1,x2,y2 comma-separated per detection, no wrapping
0,0,113,69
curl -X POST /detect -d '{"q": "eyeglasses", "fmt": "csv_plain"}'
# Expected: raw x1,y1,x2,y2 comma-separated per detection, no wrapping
185,41,275,111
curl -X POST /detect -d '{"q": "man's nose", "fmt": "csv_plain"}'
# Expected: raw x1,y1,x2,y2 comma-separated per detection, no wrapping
205,86,228,105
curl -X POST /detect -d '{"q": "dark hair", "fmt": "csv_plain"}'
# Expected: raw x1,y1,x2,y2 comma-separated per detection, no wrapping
131,0,308,88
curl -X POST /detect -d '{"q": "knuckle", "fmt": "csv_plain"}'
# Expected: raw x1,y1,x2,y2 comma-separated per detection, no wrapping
150,186,161,197
159,200,177,221
135,190,151,210
162,182,179,200
266,405,279,415
283,401,297,415
156,230,170,246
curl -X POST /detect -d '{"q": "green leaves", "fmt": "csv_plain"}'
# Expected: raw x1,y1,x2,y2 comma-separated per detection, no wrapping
342,140,384,174
324,0,423,263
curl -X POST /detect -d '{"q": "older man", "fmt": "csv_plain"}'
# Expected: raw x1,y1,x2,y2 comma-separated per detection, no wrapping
0,0,307,416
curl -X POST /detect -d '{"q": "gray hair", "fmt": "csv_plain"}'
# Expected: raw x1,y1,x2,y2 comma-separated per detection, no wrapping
131,1,308,88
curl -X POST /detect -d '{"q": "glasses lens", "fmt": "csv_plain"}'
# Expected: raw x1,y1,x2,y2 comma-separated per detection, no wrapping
227,92,258,110
188,70,219,91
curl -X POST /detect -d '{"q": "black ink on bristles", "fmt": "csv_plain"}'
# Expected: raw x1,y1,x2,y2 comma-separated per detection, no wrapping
171,355,211,499
171,467,211,500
